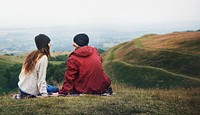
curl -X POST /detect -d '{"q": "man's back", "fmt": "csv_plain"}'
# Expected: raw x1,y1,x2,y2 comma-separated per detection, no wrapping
59,46,111,94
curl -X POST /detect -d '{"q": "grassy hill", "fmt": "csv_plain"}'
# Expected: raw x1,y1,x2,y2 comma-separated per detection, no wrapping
1,32,200,114
102,31,200,88
1,84,200,114
0,58,21,94
0,57,19,77
0,59,18,85
0,55,24,64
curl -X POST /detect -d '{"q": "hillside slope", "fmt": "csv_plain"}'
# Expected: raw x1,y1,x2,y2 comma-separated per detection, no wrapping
102,31,200,88
1,32,200,114
1,84,200,114
0,58,17,78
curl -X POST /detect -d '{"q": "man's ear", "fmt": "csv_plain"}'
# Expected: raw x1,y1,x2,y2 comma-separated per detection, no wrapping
73,42,80,49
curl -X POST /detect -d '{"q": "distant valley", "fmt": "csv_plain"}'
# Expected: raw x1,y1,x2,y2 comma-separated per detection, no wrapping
1,23,199,55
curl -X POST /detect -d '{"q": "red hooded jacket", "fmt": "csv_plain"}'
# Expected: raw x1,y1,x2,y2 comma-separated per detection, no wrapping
59,46,111,94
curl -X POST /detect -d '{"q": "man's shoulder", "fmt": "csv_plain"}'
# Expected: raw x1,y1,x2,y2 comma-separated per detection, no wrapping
67,53,77,61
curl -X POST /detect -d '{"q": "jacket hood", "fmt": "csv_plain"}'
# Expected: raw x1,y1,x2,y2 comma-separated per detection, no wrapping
72,46,94,57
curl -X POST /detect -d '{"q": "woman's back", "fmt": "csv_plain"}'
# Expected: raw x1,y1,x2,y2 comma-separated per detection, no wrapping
18,55,48,95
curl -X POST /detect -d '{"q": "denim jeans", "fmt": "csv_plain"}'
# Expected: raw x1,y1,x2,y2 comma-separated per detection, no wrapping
20,84,59,96
47,84,59,94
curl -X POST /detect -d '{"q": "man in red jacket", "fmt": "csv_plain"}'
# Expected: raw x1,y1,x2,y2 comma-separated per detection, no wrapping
59,33,112,95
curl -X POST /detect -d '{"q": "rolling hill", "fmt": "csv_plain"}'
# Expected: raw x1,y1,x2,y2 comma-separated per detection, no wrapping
0,58,17,78
102,31,200,88
1,32,200,114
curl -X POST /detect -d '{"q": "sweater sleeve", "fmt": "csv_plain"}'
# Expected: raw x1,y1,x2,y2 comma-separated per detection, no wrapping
59,58,78,94
37,55,48,95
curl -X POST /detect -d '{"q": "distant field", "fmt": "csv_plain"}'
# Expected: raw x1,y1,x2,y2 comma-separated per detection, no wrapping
51,51,71,57
0,58,17,67
0,55,25,63
0,51,70,63
49,61,66,65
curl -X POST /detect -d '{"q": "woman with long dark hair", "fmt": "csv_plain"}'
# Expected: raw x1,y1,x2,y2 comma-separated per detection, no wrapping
17,34,59,98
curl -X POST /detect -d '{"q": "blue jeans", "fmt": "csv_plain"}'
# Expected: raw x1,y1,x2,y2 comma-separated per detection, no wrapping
47,84,59,94
20,84,59,96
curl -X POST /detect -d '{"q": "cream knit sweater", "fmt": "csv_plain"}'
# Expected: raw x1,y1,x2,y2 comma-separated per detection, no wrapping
18,55,48,95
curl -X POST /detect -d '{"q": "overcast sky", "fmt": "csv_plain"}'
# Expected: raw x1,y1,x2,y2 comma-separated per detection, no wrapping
0,0,200,28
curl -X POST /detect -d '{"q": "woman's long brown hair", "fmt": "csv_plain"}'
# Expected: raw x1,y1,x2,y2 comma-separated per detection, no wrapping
23,45,50,75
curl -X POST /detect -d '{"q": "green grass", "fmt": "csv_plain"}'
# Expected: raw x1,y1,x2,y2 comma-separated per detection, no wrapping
0,59,17,67
102,32,200,86
134,38,144,49
121,48,200,79
103,35,200,88
1,84,200,114
108,46,119,61
0,55,25,63
0,59,21,94
104,61,200,88
1,32,200,114
0,59,17,77
49,61,66,65
0,58,20,75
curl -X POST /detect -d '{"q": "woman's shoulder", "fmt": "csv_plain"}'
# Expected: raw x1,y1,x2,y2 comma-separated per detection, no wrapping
38,55,48,63
40,55,48,60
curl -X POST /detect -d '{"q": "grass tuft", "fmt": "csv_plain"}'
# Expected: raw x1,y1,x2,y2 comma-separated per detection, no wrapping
1,84,200,114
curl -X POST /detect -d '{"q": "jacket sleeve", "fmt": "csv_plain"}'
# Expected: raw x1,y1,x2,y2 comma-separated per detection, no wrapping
37,56,48,95
59,58,78,94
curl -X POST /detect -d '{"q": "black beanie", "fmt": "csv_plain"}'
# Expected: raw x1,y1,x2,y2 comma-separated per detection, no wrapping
35,34,51,50
73,33,89,47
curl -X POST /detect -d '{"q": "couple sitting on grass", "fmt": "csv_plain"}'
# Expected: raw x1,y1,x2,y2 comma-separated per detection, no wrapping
15,33,112,99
